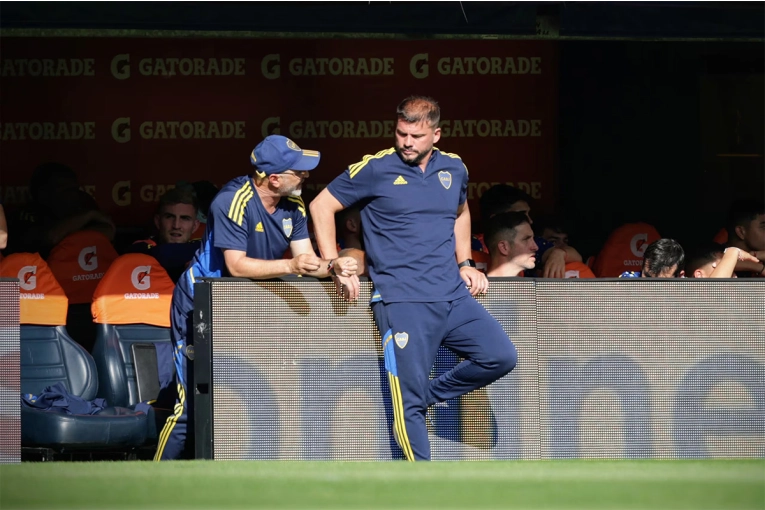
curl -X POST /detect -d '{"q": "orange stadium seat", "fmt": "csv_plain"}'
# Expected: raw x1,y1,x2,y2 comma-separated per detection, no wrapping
591,223,662,277
472,249,490,274
91,253,174,328
0,253,68,326
91,254,174,416
47,230,120,352
713,228,728,245
564,261,596,278
47,230,119,305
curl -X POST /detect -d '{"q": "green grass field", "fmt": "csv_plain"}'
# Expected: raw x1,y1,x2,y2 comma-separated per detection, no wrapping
1,460,763,509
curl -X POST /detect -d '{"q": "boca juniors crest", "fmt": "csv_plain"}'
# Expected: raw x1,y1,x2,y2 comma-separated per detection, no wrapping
282,218,293,238
438,171,452,190
394,332,409,349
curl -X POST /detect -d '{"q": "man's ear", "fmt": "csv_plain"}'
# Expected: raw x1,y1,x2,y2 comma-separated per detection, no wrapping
735,225,746,241
693,269,704,278
345,217,359,234
497,240,510,257
154,214,161,231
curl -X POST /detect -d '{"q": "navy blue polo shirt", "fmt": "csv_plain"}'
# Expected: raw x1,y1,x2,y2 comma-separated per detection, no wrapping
176,175,308,300
327,147,470,303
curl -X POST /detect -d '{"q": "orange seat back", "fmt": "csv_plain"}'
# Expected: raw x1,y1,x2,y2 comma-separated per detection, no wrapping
592,223,661,277
191,222,207,241
47,231,119,304
472,249,490,274
564,261,596,278
91,253,174,327
0,253,68,325
713,228,728,245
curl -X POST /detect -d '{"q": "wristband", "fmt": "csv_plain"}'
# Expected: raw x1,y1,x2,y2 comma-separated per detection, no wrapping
760,263,765,276
724,247,743,261
327,259,337,276
458,259,477,269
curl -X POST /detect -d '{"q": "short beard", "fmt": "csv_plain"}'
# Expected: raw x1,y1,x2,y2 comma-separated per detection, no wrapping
396,145,429,166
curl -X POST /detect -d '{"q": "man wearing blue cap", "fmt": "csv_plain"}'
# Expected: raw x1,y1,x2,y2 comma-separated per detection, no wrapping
155,135,358,461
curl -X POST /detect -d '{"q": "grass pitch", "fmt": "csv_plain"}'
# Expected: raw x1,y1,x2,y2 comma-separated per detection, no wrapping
1,459,763,509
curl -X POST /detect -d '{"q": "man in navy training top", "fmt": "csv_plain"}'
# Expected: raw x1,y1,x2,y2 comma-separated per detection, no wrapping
155,135,359,461
309,96,518,461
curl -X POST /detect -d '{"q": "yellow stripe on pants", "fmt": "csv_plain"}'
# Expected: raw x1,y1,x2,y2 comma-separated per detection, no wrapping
154,381,186,461
388,373,415,461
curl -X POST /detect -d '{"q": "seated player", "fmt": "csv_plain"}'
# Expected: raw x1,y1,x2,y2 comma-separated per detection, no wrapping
478,184,582,278
128,187,201,282
620,238,685,278
484,211,539,277
686,242,761,278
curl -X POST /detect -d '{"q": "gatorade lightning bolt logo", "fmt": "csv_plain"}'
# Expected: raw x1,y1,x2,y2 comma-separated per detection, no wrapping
18,266,37,291
78,246,98,271
131,266,151,290
630,234,649,258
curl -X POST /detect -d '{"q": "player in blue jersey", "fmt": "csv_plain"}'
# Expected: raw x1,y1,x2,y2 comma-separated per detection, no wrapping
155,135,358,461
309,96,517,461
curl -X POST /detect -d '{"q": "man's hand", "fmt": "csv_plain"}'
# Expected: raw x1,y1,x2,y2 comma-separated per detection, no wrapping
333,274,360,302
289,253,322,275
460,266,488,296
332,256,358,277
542,248,567,278
739,250,761,263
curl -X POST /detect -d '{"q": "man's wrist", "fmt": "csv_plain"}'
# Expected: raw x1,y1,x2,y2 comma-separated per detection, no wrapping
458,259,476,269
724,247,743,260
327,258,337,276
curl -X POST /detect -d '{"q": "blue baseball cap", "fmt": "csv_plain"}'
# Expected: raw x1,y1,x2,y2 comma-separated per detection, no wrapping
250,135,321,176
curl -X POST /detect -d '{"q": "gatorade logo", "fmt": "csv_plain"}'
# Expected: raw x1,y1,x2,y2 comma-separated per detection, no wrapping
131,265,151,290
112,180,132,206
630,234,649,258
261,54,280,79
78,247,98,271
111,117,131,143
261,117,281,137
18,266,37,291
410,53,429,79
111,54,131,80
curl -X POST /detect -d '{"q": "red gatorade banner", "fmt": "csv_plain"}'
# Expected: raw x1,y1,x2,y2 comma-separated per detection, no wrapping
0,37,558,227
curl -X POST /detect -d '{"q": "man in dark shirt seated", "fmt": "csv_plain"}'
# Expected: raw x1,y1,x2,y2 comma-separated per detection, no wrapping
5,162,115,259
128,187,202,282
